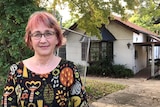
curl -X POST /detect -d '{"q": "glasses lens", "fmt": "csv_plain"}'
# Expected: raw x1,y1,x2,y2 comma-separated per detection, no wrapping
31,31,56,39
44,31,56,39
32,33,42,39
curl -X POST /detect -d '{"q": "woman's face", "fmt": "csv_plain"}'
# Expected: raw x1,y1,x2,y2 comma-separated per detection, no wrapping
30,23,58,57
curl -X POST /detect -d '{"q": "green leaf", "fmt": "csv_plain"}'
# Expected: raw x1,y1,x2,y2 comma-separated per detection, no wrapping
0,0,44,76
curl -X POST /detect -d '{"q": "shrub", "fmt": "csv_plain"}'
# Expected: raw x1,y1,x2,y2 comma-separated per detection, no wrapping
87,56,113,76
112,64,134,78
87,64,103,75
87,59,134,78
0,1,44,75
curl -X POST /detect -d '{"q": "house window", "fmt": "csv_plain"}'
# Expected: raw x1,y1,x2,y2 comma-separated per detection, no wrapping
89,41,113,62
81,42,88,61
102,42,107,58
58,45,66,59
90,42,100,61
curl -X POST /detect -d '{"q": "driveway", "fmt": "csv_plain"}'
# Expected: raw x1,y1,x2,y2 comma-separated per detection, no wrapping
87,77,160,107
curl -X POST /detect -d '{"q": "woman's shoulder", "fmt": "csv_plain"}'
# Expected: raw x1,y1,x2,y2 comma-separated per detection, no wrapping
60,58,74,65
10,61,24,70
60,59,79,71
8,61,24,75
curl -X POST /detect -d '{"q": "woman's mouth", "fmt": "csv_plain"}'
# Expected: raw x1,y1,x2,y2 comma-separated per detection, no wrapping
39,46,49,49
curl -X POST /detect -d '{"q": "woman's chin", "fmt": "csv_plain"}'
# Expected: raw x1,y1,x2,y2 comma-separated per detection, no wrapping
37,51,53,56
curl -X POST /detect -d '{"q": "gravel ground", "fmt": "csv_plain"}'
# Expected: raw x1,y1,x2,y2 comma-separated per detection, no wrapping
87,77,160,107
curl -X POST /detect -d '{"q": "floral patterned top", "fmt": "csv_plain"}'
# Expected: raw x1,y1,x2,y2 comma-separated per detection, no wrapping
1,59,88,107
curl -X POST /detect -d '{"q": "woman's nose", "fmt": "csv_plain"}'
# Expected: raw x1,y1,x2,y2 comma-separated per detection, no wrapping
39,35,47,42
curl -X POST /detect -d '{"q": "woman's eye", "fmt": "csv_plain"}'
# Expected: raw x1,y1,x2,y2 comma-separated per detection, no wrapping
45,32,52,36
34,34,41,37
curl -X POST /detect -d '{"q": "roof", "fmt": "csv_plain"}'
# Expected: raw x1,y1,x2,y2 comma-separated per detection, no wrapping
112,16,160,41
64,16,160,42
64,23,116,42
63,23,78,35
134,42,160,46
154,18,160,24
100,24,116,41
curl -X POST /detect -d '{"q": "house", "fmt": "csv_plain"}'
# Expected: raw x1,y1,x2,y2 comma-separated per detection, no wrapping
59,16,160,76
154,17,160,24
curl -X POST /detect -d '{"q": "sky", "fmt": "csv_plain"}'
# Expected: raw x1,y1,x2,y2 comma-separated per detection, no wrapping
57,7,71,22
47,0,129,22
46,0,71,22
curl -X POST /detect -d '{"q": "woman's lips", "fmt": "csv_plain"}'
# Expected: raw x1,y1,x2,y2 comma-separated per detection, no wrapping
39,46,49,49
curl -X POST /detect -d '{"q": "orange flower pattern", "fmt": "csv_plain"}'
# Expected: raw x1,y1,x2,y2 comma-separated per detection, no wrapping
1,59,88,107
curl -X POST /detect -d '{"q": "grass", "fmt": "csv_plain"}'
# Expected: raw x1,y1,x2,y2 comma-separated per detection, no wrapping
84,78,126,102
0,76,126,104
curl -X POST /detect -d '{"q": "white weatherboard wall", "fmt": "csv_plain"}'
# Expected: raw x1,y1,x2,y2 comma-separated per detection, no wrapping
107,22,140,73
148,39,160,59
154,46,160,59
133,32,147,73
106,21,135,72
133,33,144,43
105,21,148,74
66,29,87,66
135,45,147,73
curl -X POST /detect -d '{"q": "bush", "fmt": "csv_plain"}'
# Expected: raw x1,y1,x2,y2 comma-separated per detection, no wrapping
112,64,134,78
87,64,103,75
0,1,44,76
87,57,113,76
87,58,134,78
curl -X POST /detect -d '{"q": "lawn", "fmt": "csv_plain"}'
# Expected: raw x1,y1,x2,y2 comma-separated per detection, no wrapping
84,77,126,103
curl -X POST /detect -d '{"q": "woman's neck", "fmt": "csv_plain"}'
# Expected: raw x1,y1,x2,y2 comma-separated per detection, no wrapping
32,54,56,66
23,54,61,74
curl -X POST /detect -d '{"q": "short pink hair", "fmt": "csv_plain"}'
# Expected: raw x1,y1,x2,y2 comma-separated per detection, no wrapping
25,11,63,49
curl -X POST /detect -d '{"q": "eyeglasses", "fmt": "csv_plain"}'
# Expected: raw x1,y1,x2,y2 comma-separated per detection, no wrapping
30,31,56,40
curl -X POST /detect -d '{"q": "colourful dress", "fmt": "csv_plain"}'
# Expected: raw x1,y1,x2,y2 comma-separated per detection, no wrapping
1,59,88,107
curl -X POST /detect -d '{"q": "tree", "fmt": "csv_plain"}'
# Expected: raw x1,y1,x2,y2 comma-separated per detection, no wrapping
129,0,160,35
0,0,44,74
52,0,139,38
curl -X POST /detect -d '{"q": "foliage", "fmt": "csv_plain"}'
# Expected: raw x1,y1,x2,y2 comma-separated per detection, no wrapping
87,58,134,78
87,56,113,76
85,78,126,102
112,64,134,78
129,0,160,35
52,0,139,38
0,0,44,74
62,16,78,28
75,64,86,76
47,8,63,24
0,75,6,96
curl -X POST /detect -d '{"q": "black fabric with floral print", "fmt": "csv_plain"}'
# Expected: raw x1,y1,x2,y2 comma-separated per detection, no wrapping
1,59,88,107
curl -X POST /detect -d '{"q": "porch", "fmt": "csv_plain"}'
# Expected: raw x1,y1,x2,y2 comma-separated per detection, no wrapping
134,65,160,79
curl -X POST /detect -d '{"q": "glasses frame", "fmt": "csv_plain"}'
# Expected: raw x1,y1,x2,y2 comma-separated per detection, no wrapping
30,31,56,40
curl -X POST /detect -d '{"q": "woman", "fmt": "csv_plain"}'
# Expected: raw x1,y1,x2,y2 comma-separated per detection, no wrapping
1,11,88,107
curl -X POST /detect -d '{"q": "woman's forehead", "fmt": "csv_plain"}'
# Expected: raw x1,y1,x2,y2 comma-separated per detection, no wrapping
28,14,53,29
30,23,54,33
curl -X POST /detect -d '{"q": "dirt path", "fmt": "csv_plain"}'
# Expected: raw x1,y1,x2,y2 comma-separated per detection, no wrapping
87,77,160,107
